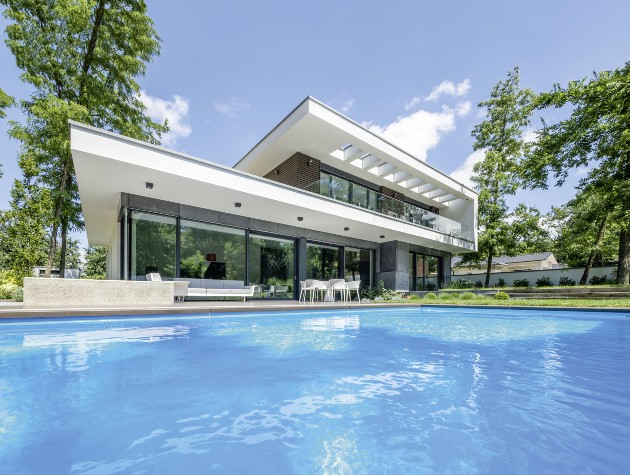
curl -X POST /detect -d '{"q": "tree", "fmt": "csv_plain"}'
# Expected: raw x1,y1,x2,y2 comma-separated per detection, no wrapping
467,67,535,287
548,184,619,284
0,87,13,177
507,203,552,255
82,245,107,279
2,0,168,277
0,156,50,282
522,62,630,284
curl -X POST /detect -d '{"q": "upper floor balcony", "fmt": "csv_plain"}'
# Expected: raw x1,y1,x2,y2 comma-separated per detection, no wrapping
305,174,473,242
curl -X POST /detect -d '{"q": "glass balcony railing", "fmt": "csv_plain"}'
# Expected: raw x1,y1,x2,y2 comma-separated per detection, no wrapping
305,177,473,242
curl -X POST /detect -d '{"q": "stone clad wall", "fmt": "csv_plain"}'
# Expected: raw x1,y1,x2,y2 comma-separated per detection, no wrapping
23,278,174,308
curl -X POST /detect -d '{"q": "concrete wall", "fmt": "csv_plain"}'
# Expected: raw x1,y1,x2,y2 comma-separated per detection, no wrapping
23,278,174,308
451,266,617,287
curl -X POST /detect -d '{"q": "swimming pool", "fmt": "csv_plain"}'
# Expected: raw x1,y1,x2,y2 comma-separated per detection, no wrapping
1,307,629,474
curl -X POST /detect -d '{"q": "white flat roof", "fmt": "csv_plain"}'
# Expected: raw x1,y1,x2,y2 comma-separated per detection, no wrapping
70,121,475,253
234,96,477,208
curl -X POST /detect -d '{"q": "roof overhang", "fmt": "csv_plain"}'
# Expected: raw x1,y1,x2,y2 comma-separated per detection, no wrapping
234,96,477,209
70,122,475,253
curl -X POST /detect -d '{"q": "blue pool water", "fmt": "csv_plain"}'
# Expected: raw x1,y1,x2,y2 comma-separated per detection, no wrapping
1,307,629,474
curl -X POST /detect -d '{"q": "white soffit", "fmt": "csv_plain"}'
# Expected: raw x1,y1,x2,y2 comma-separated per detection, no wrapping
234,97,477,208
70,122,474,254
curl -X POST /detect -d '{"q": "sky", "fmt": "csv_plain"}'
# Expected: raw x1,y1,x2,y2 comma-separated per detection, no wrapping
1,0,629,250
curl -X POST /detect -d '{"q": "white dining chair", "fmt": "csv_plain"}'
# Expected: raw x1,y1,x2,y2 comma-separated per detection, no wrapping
346,280,361,302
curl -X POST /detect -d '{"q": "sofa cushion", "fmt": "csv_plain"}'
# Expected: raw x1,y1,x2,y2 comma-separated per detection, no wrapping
222,280,244,289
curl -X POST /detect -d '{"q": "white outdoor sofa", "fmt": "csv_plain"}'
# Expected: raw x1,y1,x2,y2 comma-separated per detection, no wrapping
174,278,255,301
146,274,255,301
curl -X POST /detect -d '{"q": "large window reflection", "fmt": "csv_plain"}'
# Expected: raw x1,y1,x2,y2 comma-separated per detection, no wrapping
130,211,177,280
307,243,340,280
344,248,373,289
249,234,295,299
409,252,441,291
180,220,245,280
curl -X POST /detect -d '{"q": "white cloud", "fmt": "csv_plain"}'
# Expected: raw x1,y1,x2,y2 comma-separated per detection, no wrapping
404,96,422,110
425,79,471,102
140,91,191,146
339,98,355,114
366,102,471,161
449,149,485,189
213,97,251,119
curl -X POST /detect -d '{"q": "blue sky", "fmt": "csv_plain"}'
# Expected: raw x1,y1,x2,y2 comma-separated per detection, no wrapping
1,0,629,249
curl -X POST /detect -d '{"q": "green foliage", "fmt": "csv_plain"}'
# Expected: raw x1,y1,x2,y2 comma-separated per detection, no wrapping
495,278,507,288
0,283,18,299
474,281,483,288
10,286,23,301
466,66,535,287
360,280,404,301
445,279,476,289
521,62,630,284
439,292,459,300
82,245,107,279
513,279,530,288
535,276,553,287
558,277,576,286
460,292,476,300
589,275,610,285
494,291,510,300
1,0,168,276
423,292,437,300
0,157,50,283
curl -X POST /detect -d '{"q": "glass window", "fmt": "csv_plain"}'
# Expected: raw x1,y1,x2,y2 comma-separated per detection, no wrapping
307,243,340,280
330,175,350,202
319,172,331,197
180,220,245,280
344,247,373,289
130,211,177,280
409,252,442,291
351,183,368,209
249,234,295,299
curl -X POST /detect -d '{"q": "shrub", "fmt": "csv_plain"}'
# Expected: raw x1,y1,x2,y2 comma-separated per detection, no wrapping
513,279,530,288
536,276,553,287
474,281,483,288
360,280,404,301
460,292,475,300
10,287,23,302
589,275,609,285
495,278,506,288
446,279,475,290
558,277,576,286
439,292,459,300
494,291,510,300
425,281,437,291
424,292,437,300
0,283,19,300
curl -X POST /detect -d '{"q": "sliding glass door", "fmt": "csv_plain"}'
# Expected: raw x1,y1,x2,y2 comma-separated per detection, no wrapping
249,234,295,299
306,243,340,280
344,247,373,288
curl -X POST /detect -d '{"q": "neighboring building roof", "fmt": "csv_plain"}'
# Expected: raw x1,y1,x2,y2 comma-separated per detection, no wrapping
452,252,555,268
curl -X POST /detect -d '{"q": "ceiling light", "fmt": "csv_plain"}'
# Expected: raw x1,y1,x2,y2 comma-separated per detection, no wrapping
234,202,241,208
297,217,303,221
344,227,349,231
380,235,385,239
145,182,153,189
275,169,280,175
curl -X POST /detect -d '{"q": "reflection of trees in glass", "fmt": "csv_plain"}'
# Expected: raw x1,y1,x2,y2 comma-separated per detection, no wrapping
307,244,339,280
344,248,373,288
249,236,295,297
180,221,245,280
131,214,177,279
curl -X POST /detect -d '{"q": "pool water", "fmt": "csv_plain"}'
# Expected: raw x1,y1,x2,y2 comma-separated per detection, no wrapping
1,307,629,474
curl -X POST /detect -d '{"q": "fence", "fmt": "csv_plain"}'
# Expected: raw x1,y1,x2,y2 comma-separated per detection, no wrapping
450,266,617,287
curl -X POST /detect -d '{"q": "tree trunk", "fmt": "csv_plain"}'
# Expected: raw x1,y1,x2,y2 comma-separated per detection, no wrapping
59,217,68,278
44,226,58,278
617,151,630,285
485,246,494,288
579,213,608,285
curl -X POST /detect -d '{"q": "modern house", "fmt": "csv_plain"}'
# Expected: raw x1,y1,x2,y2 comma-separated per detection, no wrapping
70,97,478,299
451,252,560,275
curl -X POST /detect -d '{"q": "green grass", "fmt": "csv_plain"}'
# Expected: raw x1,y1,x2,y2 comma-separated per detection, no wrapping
383,294,630,308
